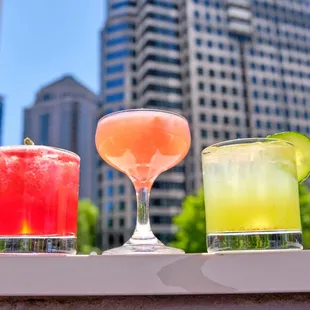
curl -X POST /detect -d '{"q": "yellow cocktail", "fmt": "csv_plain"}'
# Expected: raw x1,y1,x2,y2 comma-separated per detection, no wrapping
202,138,302,252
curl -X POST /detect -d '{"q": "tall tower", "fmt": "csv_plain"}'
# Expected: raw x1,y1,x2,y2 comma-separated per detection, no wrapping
23,75,98,202
182,0,310,193
99,0,186,250
99,0,310,250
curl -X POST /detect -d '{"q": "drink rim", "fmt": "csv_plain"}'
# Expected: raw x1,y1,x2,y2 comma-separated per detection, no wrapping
97,108,188,123
202,137,294,155
0,145,80,160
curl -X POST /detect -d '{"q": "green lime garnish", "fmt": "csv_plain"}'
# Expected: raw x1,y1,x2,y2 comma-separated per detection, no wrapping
267,132,310,183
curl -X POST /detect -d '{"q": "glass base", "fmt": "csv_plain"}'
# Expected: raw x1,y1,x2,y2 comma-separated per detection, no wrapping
207,230,303,253
0,236,77,254
103,238,184,255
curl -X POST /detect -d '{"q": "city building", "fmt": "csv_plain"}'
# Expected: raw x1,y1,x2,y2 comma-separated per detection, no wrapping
99,0,310,249
23,75,98,202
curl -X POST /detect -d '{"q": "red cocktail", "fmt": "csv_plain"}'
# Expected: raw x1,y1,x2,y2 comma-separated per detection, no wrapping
0,146,80,254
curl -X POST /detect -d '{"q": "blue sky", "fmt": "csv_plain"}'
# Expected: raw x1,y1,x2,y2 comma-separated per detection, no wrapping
0,0,105,145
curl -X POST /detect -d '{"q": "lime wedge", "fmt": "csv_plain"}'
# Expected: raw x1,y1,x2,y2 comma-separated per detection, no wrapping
267,132,310,183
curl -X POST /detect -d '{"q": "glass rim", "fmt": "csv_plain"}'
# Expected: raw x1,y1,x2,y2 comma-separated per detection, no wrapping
0,145,80,160
97,108,187,123
202,138,294,154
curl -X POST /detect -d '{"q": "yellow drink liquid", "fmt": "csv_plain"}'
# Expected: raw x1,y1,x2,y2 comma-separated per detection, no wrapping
202,139,302,252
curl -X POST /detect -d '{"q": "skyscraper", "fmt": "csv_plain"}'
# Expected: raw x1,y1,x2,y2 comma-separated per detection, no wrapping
23,75,98,202
99,0,310,249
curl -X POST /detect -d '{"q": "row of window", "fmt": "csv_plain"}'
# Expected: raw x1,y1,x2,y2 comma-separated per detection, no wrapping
105,78,124,89
201,129,241,140
199,98,241,111
106,22,135,34
141,25,179,38
142,84,182,96
140,39,180,52
141,12,178,25
142,69,181,81
145,100,182,110
105,49,135,60
196,52,238,66
254,105,309,120
252,91,309,102
197,82,240,96
140,54,180,67
254,36,309,53
106,63,124,75
196,38,235,52
255,25,309,43
140,0,178,10
197,67,238,81
248,48,310,67
106,35,134,47
199,113,242,126
111,1,135,10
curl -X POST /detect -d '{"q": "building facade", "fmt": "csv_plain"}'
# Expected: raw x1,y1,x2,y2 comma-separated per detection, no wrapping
23,75,98,203
99,0,310,250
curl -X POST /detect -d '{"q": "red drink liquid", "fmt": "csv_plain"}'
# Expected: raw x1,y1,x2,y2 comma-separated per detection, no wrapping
0,146,80,254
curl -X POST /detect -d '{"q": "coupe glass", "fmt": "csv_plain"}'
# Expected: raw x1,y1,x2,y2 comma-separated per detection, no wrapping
96,109,191,254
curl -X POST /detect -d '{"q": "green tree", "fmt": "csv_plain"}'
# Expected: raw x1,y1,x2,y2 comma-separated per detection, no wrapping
170,189,206,253
172,184,310,253
77,199,100,254
299,183,310,249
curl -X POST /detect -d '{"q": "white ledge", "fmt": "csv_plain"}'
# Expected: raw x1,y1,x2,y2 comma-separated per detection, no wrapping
0,251,310,296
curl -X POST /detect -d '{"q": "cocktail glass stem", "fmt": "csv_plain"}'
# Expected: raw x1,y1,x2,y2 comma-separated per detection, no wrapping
129,187,159,244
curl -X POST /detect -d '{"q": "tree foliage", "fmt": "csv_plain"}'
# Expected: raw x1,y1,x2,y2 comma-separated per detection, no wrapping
172,184,310,253
77,199,100,254
170,189,206,253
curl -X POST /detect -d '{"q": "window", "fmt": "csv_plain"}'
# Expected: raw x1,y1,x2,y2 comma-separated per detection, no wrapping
119,185,125,195
200,113,206,122
142,40,180,51
108,218,113,228
199,82,204,90
105,169,114,181
106,49,134,60
105,78,124,89
106,64,124,74
106,36,134,46
213,131,219,138
199,98,205,106
106,93,124,103
119,201,125,211
107,22,134,33
107,186,114,197
224,116,229,124
212,115,218,123
119,218,125,227
197,67,204,75
200,128,207,137
111,1,135,10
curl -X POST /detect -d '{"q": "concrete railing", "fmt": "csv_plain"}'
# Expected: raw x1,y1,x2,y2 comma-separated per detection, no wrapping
0,251,310,309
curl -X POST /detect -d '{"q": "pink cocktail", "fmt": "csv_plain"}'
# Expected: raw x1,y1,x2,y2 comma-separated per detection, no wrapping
96,109,191,254
0,146,80,254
